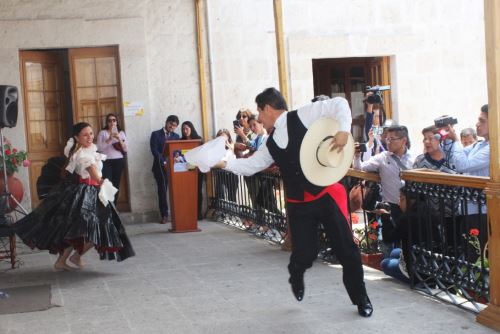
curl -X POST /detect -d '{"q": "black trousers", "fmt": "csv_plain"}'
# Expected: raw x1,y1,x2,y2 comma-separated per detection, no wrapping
102,158,125,203
152,163,169,218
287,195,367,304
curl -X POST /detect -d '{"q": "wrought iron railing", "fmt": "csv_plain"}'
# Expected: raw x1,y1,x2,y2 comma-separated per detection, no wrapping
209,168,490,312
401,170,490,313
210,168,287,243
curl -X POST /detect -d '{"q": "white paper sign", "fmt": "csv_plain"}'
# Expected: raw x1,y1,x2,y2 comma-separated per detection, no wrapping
124,101,145,117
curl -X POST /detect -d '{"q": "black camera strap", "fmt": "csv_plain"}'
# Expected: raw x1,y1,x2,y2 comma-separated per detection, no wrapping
390,154,409,171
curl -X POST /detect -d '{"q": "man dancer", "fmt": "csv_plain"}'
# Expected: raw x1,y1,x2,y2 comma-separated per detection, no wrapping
150,115,180,224
217,88,372,317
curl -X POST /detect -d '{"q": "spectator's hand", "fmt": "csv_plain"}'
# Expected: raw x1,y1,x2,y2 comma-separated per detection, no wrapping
265,165,280,174
354,142,362,157
330,131,349,153
364,91,375,111
234,126,245,138
445,125,458,142
233,142,247,151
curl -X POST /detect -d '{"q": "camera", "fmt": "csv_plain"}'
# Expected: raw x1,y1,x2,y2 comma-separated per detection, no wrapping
374,201,391,212
357,142,367,153
434,115,458,128
232,120,241,128
366,85,391,104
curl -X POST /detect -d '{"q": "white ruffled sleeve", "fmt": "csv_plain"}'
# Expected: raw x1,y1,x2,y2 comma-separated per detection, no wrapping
66,145,106,178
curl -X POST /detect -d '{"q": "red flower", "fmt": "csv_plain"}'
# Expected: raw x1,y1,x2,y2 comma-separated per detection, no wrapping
370,221,379,229
368,233,378,240
12,148,17,153
12,158,16,165
5,149,11,155
469,228,480,237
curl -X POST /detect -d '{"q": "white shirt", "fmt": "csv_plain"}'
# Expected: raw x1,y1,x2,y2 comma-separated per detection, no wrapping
226,97,352,176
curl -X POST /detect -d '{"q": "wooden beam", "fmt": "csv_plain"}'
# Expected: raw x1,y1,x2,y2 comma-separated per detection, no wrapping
273,0,289,104
194,0,213,200
477,0,500,330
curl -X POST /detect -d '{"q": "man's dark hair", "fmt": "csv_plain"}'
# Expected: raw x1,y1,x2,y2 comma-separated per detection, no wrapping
388,125,411,149
481,104,488,114
248,115,260,124
421,125,438,135
311,95,329,102
166,115,179,124
255,87,288,111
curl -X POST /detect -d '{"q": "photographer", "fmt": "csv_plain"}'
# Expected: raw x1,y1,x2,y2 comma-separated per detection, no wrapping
446,105,489,178
353,125,414,223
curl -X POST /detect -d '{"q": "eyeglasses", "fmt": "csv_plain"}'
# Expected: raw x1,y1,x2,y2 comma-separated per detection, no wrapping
240,115,248,119
108,119,117,123
386,137,402,142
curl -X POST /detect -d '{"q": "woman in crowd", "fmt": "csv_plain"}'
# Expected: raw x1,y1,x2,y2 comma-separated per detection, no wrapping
97,113,128,200
181,121,204,219
15,122,135,271
233,108,253,158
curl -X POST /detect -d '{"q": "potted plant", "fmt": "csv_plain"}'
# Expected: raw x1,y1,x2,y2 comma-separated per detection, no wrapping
353,215,383,270
0,138,29,211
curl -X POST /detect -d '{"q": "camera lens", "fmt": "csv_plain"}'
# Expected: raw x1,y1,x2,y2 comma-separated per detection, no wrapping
367,94,382,104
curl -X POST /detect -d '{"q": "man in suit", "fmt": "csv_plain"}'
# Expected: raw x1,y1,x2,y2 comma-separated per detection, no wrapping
150,115,180,224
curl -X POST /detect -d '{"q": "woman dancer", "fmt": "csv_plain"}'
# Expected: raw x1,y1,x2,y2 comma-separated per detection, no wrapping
15,122,135,271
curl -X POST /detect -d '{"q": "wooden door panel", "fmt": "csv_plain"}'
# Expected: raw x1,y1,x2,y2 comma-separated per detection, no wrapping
69,47,130,211
20,51,66,208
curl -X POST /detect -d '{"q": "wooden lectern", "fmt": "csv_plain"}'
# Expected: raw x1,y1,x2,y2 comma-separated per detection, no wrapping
164,139,202,233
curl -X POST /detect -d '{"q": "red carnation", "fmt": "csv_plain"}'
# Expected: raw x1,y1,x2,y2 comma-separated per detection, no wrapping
5,149,11,155
12,148,17,153
469,228,480,237
370,221,379,229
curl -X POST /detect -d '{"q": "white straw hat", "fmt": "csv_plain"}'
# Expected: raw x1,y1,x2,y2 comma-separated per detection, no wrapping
300,118,354,186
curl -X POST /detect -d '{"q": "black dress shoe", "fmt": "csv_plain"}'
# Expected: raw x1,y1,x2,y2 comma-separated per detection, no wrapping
288,275,304,301
357,295,373,317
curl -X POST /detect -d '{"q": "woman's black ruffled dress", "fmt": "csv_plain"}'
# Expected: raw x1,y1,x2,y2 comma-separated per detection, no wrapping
15,172,135,262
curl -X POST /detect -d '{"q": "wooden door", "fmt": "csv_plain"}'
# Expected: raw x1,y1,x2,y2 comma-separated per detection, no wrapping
369,56,392,119
68,47,130,211
19,51,67,208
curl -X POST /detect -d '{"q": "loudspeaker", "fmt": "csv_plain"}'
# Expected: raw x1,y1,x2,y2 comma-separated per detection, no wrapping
0,85,18,128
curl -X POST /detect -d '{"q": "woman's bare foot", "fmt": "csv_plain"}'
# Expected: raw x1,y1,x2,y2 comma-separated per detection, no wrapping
69,253,85,268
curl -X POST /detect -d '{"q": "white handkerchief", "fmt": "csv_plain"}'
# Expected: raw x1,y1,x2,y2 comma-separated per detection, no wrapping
184,136,228,173
99,179,118,206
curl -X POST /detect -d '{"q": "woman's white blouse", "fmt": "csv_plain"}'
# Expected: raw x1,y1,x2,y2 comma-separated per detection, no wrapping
65,144,107,178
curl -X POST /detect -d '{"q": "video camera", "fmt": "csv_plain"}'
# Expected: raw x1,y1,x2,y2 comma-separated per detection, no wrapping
434,115,458,128
365,85,391,104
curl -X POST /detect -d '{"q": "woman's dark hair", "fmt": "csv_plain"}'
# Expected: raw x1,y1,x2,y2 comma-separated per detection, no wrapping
216,128,233,144
67,122,92,160
255,87,288,111
102,113,122,131
181,121,201,140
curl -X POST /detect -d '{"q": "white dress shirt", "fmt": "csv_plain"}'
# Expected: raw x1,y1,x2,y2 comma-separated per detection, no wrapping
225,97,352,176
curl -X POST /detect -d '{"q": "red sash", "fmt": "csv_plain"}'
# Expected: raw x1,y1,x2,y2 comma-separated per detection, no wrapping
287,183,349,222
79,177,100,186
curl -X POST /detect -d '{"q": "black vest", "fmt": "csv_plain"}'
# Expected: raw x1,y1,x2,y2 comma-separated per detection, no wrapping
266,111,324,201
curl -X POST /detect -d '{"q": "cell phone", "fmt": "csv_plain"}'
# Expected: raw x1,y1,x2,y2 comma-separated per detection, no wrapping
372,126,383,136
233,120,241,128
112,126,119,134
358,143,367,153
